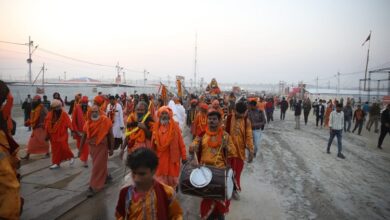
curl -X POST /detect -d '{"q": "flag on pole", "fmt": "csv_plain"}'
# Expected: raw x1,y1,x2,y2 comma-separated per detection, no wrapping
362,32,371,46
161,84,167,100
176,79,182,97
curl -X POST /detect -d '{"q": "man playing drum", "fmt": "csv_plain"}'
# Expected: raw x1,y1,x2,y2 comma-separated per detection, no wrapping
189,109,236,220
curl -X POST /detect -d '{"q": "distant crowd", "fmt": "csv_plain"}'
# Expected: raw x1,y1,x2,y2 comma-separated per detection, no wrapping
1,77,389,220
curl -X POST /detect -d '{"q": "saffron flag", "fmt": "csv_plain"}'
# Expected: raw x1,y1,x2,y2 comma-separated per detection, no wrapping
176,79,182,97
161,84,167,100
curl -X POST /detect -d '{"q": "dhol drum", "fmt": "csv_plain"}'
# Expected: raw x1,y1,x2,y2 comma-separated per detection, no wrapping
179,163,234,200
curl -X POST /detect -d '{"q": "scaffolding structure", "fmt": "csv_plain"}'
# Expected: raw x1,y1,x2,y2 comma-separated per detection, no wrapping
359,67,390,103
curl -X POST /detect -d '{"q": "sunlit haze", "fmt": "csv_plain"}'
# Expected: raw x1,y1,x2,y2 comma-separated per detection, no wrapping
1,0,389,87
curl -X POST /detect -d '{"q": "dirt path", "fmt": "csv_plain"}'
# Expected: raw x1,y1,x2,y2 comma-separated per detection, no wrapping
17,109,390,220
226,110,390,220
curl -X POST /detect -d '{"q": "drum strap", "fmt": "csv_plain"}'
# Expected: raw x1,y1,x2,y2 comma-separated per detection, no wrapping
214,133,228,166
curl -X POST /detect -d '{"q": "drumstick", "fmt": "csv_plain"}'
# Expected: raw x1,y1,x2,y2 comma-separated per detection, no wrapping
193,151,199,165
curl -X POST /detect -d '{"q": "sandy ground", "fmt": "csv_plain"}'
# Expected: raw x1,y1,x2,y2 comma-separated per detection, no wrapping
12,105,390,220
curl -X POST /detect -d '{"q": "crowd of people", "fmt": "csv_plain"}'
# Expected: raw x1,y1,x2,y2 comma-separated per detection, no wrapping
1,78,389,219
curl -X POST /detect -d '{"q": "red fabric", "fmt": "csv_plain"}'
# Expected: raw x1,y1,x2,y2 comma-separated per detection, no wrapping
72,104,90,162
45,111,74,164
45,111,73,142
89,137,108,191
50,139,74,165
154,180,169,220
81,96,88,103
2,92,14,133
75,136,89,162
228,157,244,191
72,104,85,133
200,199,230,218
26,127,49,154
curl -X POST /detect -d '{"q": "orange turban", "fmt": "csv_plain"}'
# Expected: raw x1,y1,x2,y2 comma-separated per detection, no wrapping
157,106,173,118
81,96,89,103
94,95,104,106
199,103,209,111
248,97,257,102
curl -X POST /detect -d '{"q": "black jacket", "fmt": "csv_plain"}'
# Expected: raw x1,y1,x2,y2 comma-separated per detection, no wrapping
22,101,32,114
294,103,302,116
280,100,289,111
381,108,390,125
315,104,325,117
65,99,76,115
248,109,266,129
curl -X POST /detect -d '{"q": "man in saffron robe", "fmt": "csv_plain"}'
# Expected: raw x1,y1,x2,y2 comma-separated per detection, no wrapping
79,104,113,197
225,101,254,200
23,95,50,160
140,93,155,116
324,100,333,128
120,101,154,158
45,99,75,169
190,109,236,220
0,80,21,219
94,94,109,112
115,148,183,220
211,99,225,119
72,96,91,167
152,106,187,189
192,103,209,138
187,99,198,127
257,97,266,112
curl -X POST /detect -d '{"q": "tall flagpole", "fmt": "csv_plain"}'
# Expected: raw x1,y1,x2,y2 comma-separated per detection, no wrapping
363,30,371,92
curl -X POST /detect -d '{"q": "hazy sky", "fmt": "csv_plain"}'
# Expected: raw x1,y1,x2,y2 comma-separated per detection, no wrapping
0,0,389,87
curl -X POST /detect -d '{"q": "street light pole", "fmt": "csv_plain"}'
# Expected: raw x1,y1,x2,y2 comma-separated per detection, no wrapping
27,36,33,84
143,69,149,85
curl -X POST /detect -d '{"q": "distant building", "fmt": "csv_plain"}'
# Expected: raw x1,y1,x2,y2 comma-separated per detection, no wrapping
305,88,388,103
66,77,101,83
